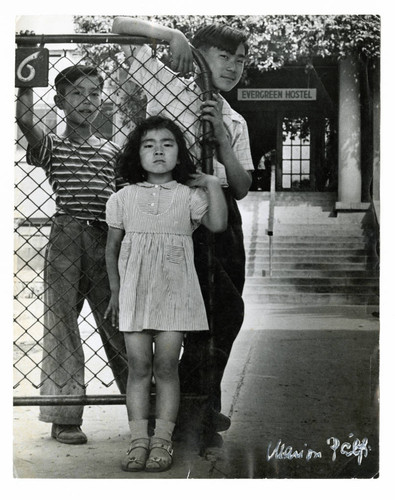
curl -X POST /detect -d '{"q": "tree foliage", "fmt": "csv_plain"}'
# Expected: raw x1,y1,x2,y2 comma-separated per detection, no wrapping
73,14,380,73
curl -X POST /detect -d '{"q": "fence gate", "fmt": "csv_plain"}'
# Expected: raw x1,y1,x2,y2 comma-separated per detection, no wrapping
14,33,215,408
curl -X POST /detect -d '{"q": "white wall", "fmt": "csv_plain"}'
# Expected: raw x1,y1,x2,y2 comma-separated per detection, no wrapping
15,15,75,34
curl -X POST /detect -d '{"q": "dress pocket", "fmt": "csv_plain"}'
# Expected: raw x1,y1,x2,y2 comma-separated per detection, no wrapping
163,244,187,296
165,244,184,265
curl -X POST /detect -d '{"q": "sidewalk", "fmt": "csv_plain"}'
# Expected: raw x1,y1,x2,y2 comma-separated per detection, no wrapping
13,302,379,479
212,303,379,479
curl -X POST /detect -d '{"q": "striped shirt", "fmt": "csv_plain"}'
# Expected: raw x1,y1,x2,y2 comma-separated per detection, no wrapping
27,134,124,221
128,44,254,186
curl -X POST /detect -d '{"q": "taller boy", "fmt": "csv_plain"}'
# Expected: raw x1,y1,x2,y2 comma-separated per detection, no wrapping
112,17,253,439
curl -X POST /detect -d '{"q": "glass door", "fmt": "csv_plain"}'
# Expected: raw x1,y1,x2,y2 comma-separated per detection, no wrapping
280,116,311,190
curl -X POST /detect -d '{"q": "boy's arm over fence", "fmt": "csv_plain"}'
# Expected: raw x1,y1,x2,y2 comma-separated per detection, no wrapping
112,17,193,75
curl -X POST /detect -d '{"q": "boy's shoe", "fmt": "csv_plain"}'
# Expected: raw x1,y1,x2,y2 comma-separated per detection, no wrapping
205,432,224,448
209,410,231,432
51,424,87,444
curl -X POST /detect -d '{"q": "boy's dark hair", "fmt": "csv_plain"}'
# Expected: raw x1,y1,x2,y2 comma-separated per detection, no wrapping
117,116,197,185
54,65,104,94
191,24,249,55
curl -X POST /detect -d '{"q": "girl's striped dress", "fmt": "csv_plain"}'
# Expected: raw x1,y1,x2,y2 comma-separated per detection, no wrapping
106,180,209,332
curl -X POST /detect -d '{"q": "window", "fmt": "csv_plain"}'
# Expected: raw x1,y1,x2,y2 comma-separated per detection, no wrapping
281,117,311,190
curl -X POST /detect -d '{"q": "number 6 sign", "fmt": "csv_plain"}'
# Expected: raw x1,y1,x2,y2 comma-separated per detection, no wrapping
15,48,49,87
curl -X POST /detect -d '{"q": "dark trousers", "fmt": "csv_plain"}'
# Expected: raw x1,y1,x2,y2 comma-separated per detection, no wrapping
39,216,128,425
179,190,245,412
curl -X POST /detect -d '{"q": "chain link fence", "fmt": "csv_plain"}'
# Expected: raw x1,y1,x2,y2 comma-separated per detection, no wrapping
14,33,214,406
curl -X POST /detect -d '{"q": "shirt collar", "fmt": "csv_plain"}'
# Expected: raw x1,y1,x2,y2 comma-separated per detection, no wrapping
137,180,178,190
220,94,244,124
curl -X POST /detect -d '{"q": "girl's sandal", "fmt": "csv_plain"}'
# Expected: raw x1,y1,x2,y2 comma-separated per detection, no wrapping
145,438,173,472
121,438,150,472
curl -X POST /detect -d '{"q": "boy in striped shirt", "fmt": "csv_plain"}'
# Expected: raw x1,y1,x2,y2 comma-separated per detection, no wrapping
16,65,128,445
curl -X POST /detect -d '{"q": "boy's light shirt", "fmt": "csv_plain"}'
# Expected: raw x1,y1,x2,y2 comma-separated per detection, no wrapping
126,44,254,187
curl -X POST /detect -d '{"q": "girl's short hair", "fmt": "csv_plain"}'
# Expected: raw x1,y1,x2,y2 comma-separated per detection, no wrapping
117,116,197,184
191,24,249,55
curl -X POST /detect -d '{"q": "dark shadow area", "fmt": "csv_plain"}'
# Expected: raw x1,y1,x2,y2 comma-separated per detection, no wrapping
210,328,379,478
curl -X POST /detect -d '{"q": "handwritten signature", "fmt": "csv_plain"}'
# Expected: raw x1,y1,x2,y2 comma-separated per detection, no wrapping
267,434,370,465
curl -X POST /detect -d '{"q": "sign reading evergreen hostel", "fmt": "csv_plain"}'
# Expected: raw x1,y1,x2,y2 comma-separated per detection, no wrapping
238,88,317,101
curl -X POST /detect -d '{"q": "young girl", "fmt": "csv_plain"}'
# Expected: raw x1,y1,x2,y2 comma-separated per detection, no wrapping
104,116,227,472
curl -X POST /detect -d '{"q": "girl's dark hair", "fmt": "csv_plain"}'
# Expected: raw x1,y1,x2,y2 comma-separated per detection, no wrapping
117,116,197,185
191,24,249,55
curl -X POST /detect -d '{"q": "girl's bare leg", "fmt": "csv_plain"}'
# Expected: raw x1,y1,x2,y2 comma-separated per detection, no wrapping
153,331,184,423
144,331,184,471
121,331,153,470
124,331,153,421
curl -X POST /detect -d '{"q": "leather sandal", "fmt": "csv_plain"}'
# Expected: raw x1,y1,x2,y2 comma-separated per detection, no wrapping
121,438,150,472
145,438,173,472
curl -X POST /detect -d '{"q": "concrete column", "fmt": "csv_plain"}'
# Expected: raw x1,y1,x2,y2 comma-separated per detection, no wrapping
372,59,380,223
336,56,368,210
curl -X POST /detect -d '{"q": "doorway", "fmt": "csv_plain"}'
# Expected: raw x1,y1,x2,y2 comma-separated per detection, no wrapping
280,116,311,190
277,114,337,192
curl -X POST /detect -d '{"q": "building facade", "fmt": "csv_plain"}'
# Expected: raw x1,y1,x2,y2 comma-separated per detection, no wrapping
226,55,380,219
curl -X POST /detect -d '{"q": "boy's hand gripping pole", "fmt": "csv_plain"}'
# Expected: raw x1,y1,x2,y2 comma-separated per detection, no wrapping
192,47,215,332
192,49,217,441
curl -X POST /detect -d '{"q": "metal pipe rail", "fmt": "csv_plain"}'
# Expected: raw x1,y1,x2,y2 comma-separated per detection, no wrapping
267,152,277,277
14,394,207,406
16,33,161,45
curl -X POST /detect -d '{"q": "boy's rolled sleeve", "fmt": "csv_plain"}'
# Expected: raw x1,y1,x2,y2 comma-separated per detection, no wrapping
128,44,177,105
232,118,254,172
221,100,254,173
26,134,53,172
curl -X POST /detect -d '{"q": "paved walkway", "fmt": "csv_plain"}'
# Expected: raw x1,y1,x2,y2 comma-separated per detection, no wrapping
212,303,379,479
12,193,383,494
13,303,379,481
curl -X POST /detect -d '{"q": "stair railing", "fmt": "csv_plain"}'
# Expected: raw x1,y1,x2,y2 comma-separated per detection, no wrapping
266,150,277,277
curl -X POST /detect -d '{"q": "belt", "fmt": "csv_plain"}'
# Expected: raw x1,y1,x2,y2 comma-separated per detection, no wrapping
54,214,107,228
79,219,106,227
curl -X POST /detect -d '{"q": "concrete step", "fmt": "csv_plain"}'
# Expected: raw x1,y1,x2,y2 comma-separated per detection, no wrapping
245,276,379,286
239,192,377,305
242,292,379,305
247,226,365,236
256,269,378,278
248,255,371,264
246,248,368,256
248,219,363,226
272,223,362,230
245,192,337,202
273,213,337,220
245,240,367,249
244,284,378,295
259,262,372,270
245,235,366,243
272,203,338,208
